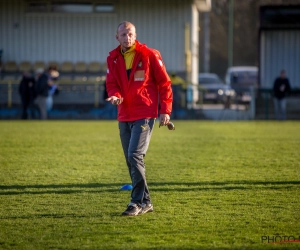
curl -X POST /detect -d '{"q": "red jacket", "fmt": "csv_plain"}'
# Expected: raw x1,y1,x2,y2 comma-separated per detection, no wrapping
106,40,172,122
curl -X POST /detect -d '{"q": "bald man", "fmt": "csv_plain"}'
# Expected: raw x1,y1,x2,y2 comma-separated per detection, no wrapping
106,21,173,216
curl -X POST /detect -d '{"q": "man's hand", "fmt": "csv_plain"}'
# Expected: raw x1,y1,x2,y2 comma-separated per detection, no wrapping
48,80,54,86
159,114,170,126
106,96,123,105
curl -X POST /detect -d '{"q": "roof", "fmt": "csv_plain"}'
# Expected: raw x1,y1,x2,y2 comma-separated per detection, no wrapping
227,66,258,72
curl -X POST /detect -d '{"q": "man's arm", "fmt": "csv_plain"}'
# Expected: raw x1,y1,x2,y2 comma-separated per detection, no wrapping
150,50,172,125
286,79,292,94
105,58,123,105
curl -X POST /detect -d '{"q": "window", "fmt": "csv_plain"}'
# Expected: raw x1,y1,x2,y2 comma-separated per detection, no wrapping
26,1,115,13
260,6,300,28
52,3,93,13
26,2,49,12
95,4,114,13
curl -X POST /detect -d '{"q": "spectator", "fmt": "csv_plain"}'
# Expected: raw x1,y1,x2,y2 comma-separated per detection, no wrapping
19,71,36,119
46,66,59,112
273,70,291,120
169,72,186,119
34,68,50,120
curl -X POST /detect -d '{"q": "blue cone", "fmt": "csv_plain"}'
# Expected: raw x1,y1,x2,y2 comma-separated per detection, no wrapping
120,184,133,190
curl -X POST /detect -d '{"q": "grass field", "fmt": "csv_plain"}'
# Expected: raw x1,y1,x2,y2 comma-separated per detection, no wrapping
0,120,299,250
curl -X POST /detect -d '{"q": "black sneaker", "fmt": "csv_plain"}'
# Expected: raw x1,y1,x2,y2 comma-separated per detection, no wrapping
139,203,154,214
122,203,142,216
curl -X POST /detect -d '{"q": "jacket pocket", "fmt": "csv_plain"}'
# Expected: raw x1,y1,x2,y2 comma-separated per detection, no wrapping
143,88,154,105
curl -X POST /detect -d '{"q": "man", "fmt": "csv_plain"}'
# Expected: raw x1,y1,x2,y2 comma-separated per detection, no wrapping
35,68,51,120
106,21,173,216
169,72,186,119
273,70,291,120
19,71,36,119
46,66,59,112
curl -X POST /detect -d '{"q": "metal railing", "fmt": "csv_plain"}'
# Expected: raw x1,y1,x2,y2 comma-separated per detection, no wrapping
0,79,106,108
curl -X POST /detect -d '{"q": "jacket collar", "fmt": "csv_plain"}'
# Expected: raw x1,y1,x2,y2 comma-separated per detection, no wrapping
110,40,145,58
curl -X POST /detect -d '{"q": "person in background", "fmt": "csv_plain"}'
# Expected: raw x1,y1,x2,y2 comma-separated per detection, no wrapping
35,68,51,120
273,70,291,120
19,71,36,119
102,80,117,119
106,21,173,216
46,66,59,112
169,72,186,119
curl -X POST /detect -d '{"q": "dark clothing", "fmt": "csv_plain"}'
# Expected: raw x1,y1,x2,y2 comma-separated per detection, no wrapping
19,76,36,119
19,76,36,98
273,76,291,120
273,77,291,100
35,73,49,97
103,81,108,100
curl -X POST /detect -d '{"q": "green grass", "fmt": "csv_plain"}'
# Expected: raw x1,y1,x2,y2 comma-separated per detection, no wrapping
0,121,299,250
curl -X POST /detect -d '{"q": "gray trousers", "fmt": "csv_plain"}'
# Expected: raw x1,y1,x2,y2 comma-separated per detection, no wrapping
35,95,48,120
274,98,286,120
119,119,155,206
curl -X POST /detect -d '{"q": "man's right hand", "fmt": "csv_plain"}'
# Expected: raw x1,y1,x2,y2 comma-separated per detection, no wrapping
106,96,123,105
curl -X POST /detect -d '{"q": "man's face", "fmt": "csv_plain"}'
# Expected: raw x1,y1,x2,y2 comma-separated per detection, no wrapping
116,24,136,52
280,71,286,78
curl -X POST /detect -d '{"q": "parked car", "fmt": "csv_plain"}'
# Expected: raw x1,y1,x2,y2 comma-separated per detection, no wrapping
198,73,235,103
225,66,258,103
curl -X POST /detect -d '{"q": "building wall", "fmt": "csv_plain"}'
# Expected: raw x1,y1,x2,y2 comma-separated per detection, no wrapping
0,0,194,73
260,30,300,89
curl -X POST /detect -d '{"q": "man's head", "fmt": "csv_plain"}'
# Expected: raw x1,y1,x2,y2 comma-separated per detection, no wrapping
116,21,136,52
35,68,44,76
280,70,286,78
23,71,31,77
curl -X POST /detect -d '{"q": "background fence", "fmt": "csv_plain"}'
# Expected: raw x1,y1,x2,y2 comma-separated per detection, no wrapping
1,80,299,120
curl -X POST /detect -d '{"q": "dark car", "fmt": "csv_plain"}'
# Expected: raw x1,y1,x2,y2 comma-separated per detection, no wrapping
198,73,235,103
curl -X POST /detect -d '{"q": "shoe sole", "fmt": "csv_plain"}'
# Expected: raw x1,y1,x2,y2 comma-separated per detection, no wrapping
122,208,142,216
139,207,154,215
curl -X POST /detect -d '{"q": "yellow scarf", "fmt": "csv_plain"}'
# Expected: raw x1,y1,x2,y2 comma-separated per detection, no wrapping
121,44,136,70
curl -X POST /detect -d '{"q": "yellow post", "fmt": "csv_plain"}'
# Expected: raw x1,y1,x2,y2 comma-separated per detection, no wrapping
185,22,191,83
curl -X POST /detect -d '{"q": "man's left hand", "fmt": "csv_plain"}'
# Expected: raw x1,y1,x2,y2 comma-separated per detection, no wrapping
159,114,170,126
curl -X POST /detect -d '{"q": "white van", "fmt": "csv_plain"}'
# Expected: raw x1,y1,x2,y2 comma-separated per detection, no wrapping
225,66,258,103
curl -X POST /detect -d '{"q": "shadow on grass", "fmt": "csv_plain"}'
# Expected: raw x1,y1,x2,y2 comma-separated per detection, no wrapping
0,182,122,190
1,214,91,220
0,180,299,196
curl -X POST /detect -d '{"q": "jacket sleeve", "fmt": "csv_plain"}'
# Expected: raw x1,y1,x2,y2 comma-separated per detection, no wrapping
19,79,23,94
106,57,122,98
286,79,291,93
150,51,173,115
